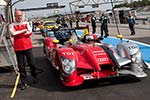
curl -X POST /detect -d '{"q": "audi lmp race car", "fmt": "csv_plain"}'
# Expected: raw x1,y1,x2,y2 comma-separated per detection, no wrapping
43,28,149,86
41,20,61,37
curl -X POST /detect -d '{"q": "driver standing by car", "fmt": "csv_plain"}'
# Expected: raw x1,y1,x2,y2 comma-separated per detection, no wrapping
99,13,109,39
9,10,38,90
91,14,97,34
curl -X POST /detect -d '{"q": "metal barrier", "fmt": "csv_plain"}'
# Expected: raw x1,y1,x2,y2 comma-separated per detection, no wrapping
0,23,18,72
0,23,20,98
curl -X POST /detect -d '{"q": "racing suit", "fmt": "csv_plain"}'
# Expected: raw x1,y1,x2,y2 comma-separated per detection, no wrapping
99,15,109,38
91,16,96,34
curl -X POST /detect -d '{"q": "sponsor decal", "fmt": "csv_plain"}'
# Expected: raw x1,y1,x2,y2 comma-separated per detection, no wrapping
97,57,109,62
93,50,106,56
62,52,74,56
94,53,106,56
93,50,104,53
128,45,138,49
81,74,93,80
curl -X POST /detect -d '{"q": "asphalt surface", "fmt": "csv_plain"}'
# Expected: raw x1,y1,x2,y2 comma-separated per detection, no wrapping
0,24,150,100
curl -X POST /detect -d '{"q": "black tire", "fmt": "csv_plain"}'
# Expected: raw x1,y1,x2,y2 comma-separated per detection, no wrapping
43,42,46,54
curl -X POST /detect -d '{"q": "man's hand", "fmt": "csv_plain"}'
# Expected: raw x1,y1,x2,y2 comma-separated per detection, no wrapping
25,30,32,35
22,29,27,33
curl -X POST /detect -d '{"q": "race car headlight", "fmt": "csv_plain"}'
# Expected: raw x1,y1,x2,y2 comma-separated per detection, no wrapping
62,59,69,66
68,61,75,67
61,58,76,74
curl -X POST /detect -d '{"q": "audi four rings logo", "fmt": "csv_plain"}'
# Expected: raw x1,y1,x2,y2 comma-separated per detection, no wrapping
98,58,108,62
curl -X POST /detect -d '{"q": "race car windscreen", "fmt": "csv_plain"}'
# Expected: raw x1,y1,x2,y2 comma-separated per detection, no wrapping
54,30,72,44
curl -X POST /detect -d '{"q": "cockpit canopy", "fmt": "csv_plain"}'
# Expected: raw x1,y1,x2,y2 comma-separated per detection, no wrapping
54,30,72,44
48,29,78,45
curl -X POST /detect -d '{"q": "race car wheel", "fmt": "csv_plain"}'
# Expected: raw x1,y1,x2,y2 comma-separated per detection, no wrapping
52,50,61,70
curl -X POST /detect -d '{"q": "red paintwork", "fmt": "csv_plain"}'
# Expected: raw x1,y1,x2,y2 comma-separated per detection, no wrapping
44,37,118,86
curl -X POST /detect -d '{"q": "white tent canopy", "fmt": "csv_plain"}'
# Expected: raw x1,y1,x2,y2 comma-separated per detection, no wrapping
0,0,7,6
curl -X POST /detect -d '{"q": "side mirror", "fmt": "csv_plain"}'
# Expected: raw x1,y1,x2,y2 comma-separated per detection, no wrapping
81,29,89,39
53,39,59,44
53,39,59,48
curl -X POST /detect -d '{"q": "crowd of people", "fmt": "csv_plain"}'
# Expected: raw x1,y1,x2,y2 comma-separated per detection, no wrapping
90,12,136,38
90,13,109,40
29,11,137,38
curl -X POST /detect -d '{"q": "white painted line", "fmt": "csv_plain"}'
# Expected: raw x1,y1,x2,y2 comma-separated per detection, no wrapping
110,36,150,47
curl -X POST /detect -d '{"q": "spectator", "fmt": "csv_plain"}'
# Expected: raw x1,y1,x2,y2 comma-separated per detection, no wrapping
91,15,97,34
76,16,79,27
9,10,38,90
68,15,73,28
99,13,109,39
61,16,68,28
56,17,61,24
128,13,136,35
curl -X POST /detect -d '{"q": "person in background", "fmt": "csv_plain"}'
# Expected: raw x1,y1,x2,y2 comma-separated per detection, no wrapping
128,13,136,35
56,16,61,24
61,16,68,28
75,15,79,27
99,13,109,39
91,14,96,34
38,22,44,34
9,10,38,90
68,15,73,28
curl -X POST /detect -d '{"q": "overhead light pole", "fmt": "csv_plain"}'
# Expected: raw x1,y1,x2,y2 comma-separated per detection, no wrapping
9,0,24,22
110,0,121,37
4,0,24,23
10,0,24,7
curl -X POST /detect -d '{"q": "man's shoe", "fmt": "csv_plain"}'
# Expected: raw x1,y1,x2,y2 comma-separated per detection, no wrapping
104,35,107,38
99,37,104,40
20,84,30,90
104,34,109,38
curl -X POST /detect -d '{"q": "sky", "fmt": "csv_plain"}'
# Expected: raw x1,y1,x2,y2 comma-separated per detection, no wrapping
13,0,111,9
11,0,138,19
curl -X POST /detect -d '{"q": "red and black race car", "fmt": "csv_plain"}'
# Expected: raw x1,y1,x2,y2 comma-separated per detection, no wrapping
43,28,147,86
